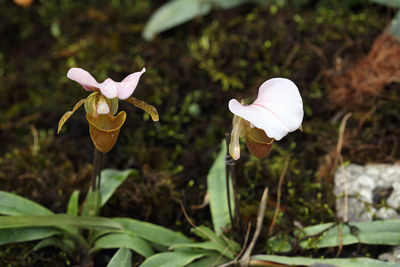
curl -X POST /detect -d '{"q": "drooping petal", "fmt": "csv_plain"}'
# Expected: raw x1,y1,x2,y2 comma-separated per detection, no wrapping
99,78,118,99
67,68,100,91
57,98,87,133
117,68,146,100
228,78,303,141
124,96,159,121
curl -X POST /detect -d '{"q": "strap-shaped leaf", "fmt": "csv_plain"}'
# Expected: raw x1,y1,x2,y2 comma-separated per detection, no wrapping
99,169,137,207
191,226,236,257
251,255,399,267
81,190,101,217
125,97,159,121
115,218,191,247
67,190,79,216
170,241,235,260
186,252,228,267
0,214,122,231
107,247,132,267
92,232,154,258
57,98,87,133
0,190,53,215
139,251,205,267
33,236,76,255
208,141,234,234
0,227,60,245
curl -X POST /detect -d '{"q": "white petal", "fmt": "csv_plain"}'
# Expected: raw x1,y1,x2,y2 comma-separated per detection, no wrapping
99,78,118,99
117,67,146,100
228,78,303,141
67,68,99,91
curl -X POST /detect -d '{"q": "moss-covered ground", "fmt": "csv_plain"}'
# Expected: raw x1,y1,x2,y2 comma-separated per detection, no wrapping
1,0,399,265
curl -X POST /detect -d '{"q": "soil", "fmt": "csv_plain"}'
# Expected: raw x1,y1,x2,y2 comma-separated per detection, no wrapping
1,0,399,266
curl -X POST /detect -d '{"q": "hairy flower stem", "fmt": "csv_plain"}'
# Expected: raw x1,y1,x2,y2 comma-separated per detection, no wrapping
225,133,240,235
92,147,104,191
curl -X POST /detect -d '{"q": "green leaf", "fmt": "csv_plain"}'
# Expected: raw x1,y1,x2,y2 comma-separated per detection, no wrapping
250,255,399,267
370,0,400,8
115,218,192,248
390,10,400,40
207,141,234,234
93,233,154,258
170,241,235,259
190,226,237,258
191,226,225,245
142,0,265,41
0,214,122,231
139,251,205,267
82,190,101,217
99,169,136,207
142,0,212,41
0,191,53,215
299,220,400,248
67,190,79,216
0,227,60,245
186,252,228,267
107,247,132,267
269,220,400,253
34,236,76,255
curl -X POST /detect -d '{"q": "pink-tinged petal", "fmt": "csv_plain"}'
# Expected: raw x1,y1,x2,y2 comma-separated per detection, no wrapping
229,78,303,141
99,78,118,99
117,67,146,100
67,68,100,91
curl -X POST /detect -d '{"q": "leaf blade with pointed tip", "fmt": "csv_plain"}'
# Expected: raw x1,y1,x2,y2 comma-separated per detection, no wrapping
67,190,79,216
92,233,154,258
0,191,53,216
99,169,137,207
208,141,234,234
0,227,61,245
139,251,205,267
142,0,212,41
0,215,122,231
107,247,132,267
115,218,192,247
250,255,398,267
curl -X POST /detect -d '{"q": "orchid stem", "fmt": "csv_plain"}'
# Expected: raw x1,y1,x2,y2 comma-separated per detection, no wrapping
225,133,235,232
92,147,104,191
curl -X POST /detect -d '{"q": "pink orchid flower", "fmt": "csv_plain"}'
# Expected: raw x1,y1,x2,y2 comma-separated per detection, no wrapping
58,67,158,153
67,67,146,100
228,78,303,160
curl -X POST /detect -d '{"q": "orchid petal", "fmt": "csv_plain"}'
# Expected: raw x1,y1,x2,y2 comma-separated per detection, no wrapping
229,78,303,141
67,68,100,91
124,96,159,121
57,98,86,133
99,78,118,99
87,112,127,153
117,68,146,100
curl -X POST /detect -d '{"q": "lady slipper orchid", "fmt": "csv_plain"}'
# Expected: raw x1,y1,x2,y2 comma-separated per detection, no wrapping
228,78,303,160
58,67,159,153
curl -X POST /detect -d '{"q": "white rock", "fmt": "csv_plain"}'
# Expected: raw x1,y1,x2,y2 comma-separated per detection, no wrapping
334,164,400,222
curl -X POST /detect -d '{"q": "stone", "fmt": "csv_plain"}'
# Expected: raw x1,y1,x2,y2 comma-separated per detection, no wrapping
334,164,400,263
334,164,400,222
